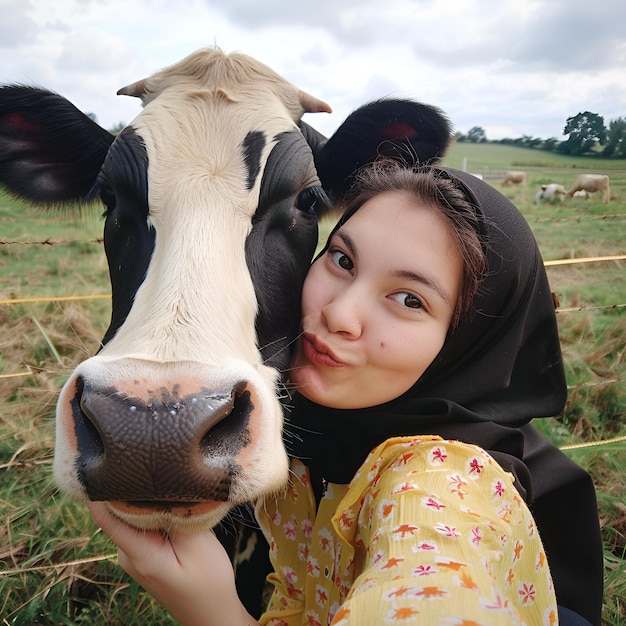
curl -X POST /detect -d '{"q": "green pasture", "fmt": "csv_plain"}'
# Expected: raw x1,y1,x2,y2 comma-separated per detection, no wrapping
1,143,625,624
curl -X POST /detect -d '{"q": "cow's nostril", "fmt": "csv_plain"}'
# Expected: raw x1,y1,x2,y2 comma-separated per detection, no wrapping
73,376,106,472
200,382,253,458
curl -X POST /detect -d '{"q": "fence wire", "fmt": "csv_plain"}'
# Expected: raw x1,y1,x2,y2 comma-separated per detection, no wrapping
0,237,103,246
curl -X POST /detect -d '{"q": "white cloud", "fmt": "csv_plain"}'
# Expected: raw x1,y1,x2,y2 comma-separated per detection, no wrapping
0,0,39,47
0,0,623,139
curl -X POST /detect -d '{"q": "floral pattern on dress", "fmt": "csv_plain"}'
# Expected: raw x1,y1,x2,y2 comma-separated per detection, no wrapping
257,436,557,625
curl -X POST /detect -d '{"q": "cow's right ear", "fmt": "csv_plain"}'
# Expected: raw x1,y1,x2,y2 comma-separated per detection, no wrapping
299,119,328,156
311,98,451,201
0,86,114,205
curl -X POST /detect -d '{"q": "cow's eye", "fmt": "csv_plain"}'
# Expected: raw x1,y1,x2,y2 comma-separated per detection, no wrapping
296,187,328,214
99,183,117,213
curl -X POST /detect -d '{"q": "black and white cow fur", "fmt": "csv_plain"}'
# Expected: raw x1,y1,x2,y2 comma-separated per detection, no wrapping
0,46,450,612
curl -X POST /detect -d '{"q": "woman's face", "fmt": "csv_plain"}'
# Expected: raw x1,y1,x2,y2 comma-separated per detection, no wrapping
290,190,464,409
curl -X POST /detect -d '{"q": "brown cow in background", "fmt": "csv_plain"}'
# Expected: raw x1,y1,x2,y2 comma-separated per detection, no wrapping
502,170,526,186
567,174,610,204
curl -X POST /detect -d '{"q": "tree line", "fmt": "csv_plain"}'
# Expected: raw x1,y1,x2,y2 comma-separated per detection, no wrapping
458,111,626,159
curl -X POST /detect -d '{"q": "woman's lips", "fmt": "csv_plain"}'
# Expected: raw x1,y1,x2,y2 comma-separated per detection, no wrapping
302,332,345,367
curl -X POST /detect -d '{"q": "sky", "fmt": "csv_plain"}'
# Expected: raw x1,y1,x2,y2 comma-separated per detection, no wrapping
1,0,625,142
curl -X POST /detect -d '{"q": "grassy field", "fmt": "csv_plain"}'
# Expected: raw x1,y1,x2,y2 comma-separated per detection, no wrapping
1,142,625,624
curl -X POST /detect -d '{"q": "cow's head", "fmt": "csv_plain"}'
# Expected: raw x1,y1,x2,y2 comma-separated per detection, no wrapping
0,47,450,532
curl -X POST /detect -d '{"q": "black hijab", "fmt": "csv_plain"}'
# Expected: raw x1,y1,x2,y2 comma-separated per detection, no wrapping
287,167,603,624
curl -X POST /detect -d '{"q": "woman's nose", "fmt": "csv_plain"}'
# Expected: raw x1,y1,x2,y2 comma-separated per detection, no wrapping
321,289,364,338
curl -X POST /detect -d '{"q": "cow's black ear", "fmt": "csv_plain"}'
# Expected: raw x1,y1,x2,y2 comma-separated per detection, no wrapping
0,86,114,205
313,98,451,201
299,119,328,155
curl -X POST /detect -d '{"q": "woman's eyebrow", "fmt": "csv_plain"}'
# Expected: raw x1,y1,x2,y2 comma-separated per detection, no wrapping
393,269,453,304
335,231,357,258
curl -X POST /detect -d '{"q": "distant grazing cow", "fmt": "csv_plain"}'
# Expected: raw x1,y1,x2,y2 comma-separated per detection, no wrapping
567,174,610,203
502,170,526,186
534,183,567,204
0,48,450,535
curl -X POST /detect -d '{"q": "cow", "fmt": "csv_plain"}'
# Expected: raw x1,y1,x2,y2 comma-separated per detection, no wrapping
502,170,526,186
534,183,567,204
0,49,450,534
567,174,610,203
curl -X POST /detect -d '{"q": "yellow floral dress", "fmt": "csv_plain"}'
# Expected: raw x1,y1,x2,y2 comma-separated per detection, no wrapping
256,436,557,626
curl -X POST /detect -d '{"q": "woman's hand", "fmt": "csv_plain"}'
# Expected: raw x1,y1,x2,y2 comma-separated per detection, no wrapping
87,501,258,626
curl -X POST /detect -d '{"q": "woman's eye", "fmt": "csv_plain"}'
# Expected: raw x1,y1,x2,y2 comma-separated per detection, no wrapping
390,292,424,310
329,249,354,271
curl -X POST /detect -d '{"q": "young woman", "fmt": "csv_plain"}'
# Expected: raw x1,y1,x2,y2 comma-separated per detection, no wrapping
89,161,602,625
